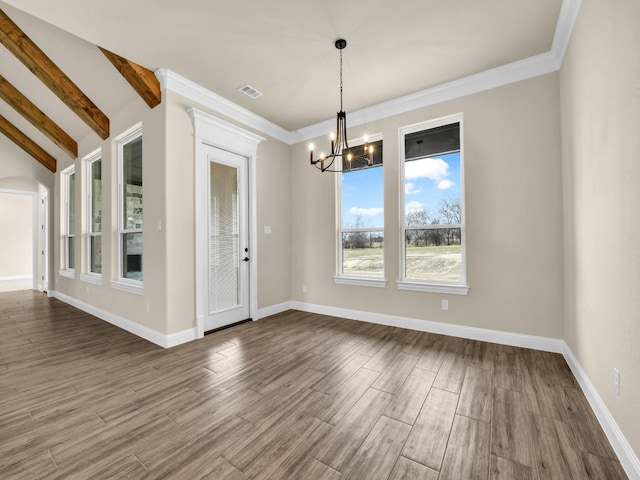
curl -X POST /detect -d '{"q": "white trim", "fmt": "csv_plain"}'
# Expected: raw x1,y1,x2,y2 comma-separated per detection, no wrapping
58,269,75,279
551,0,583,67
157,69,294,145
109,279,143,295
399,114,467,290
334,276,387,289
51,291,195,348
85,150,102,276
116,127,144,285
166,328,198,348
190,108,265,338
563,345,640,480
80,273,102,286
397,281,469,296
0,274,32,281
256,301,293,320
156,1,582,146
289,301,564,353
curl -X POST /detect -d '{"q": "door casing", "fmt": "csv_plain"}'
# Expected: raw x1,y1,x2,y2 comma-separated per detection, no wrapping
191,108,265,339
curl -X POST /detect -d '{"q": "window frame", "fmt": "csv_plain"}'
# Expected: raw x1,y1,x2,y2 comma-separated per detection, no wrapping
335,134,387,288
111,127,144,294
60,166,76,278
397,114,469,295
81,151,103,284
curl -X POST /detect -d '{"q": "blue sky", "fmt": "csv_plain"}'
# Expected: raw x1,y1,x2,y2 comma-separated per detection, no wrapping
342,152,461,228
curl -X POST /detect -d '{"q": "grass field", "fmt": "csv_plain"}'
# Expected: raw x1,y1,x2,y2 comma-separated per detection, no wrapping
343,245,462,281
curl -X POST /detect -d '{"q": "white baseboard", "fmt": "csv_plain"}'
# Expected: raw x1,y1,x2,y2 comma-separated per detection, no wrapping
52,291,196,349
0,274,32,281
563,346,640,480
289,301,565,353
256,301,293,320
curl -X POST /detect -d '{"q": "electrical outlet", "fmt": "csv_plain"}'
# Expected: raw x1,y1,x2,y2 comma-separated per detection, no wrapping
302,284,307,293
442,299,448,311
613,368,620,396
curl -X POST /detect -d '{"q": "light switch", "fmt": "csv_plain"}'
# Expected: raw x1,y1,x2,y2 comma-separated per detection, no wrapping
264,226,272,234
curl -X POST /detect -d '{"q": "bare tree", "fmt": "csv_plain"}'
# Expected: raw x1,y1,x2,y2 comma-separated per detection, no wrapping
439,196,462,225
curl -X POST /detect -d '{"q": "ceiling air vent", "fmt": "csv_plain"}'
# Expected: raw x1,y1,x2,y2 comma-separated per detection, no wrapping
238,84,263,99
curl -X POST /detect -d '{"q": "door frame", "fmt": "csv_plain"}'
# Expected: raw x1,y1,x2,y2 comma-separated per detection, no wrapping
190,108,265,339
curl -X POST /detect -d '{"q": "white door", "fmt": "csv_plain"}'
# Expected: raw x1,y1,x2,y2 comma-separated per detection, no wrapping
204,146,250,331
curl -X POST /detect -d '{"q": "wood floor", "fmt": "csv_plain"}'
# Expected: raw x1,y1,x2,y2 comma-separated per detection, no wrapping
0,291,627,479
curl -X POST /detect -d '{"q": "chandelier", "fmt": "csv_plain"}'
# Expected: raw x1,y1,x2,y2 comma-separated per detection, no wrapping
309,39,373,172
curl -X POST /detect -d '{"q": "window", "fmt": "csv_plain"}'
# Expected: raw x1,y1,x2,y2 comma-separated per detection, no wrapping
64,167,76,272
118,130,143,283
87,154,102,275
336,138,385,286
399,116,468,294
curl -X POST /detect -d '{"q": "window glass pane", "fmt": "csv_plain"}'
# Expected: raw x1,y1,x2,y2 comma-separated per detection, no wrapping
342,164,384,229
405,123,460,160
123,136,143,230
68,172,75,235
405,228,461,282
209,161,240,312
122,232,143,281
342,231,384,277
404,152,461,226
91,160,102,233
67,236,75,270
90,235,102,274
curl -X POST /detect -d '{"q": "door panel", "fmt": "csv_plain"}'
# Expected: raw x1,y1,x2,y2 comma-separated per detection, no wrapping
205,147,250,331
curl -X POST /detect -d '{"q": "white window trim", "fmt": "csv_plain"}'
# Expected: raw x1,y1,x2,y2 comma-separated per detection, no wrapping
116,126,143,287
85,150,102,278
398,114,469,295
109,278,143,295
80,273,102,286
62,166,75,274
335,133,386,286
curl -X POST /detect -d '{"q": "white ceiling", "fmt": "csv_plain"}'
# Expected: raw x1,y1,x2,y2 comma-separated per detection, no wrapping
0,0,565,161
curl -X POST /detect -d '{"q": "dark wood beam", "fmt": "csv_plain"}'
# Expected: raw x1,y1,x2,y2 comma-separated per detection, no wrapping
0,9,109,139
0,114,56,172
0,74,77,158
100,47,161,108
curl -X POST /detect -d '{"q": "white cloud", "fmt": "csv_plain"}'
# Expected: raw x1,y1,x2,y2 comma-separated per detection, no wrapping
348,207,383,216
437,180,455,190
405,200,424,212
405,158,449,182
405,182,422,195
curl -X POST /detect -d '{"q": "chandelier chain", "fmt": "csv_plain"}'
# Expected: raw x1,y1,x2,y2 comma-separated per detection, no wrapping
339,48,343,111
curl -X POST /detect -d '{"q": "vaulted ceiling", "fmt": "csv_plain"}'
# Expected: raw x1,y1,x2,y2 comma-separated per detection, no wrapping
0,0,566,171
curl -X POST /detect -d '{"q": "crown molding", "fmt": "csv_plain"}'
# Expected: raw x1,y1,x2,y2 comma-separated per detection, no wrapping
158,0,582,146
155,69,295,145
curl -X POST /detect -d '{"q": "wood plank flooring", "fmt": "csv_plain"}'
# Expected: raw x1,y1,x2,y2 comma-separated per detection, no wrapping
0,291,628,479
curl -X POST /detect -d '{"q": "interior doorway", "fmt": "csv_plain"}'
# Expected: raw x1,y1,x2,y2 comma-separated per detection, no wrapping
0,179,48,293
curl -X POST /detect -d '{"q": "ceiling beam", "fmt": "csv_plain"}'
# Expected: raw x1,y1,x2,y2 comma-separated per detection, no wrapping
0,9,109,139
100,47,161,108
0,114,56,172
0,74,77,158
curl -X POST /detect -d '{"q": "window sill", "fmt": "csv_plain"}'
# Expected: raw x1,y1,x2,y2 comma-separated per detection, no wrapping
110,279,143,295
58,269,75,280
80,274,102,286
397,280,469,295
334,276,387,288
